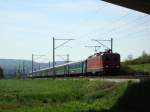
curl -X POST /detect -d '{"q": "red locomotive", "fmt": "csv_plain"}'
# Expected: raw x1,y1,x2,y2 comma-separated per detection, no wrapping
86,50,120,75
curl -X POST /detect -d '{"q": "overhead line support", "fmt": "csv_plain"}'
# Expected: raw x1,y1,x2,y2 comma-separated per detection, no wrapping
52,37,74,78
92,38,113,52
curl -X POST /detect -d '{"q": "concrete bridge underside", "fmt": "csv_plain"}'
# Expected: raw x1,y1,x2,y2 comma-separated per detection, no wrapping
102,0,150,15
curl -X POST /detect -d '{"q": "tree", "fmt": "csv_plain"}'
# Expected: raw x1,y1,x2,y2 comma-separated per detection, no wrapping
142,51,148,58
127,54,133,61
0,67,4,79
15,66,21,79
15,72,21,79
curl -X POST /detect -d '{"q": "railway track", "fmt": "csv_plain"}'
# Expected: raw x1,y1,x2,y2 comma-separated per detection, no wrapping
31,75,150,83
81,75,149,82
95,75,150,79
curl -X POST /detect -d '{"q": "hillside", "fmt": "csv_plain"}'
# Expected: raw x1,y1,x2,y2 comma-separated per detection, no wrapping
122,52,150,65
128,63,150,73
122,52,150,74
0,59,65,79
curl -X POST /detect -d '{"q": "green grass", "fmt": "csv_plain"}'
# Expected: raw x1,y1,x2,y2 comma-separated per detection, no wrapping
128,63,150,73
111,79,150,112
0,79,128,112
0,79,150,112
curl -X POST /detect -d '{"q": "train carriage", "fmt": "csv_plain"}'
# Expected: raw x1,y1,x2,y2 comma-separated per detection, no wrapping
55,64,70,77
68,61,85,76
29,61,85,78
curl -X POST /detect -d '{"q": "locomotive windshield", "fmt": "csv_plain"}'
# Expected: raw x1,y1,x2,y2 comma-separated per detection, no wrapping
102,53,120,62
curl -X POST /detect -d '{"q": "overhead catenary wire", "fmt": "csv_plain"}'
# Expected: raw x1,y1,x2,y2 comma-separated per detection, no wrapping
122,25,150,38
74,13,148,53
101,14,149,36
111,12,133,25
107,15,150,36
76,11,133,41
55,1,108,41
109,18,150,38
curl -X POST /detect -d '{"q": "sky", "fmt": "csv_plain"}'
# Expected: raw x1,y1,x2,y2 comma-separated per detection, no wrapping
0,0,150,62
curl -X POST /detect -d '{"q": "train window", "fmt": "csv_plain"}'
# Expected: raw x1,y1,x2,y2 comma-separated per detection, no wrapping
105,56,110,61
114,56,118,61
104,56,110,61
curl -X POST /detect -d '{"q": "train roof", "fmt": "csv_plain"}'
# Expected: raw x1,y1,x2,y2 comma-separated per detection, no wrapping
88,51,120,58
29,60,85,74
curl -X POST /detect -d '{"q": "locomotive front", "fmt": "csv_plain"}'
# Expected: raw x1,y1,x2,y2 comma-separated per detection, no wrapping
102,53,120,73
86,51,120,75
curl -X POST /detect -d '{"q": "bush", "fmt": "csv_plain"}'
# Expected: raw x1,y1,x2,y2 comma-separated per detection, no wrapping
120,65,135,75
0,67,4,79
122,52,150,65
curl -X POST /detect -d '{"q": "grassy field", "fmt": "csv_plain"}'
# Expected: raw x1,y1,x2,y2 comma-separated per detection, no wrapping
128,63,150,73
0,79,150,112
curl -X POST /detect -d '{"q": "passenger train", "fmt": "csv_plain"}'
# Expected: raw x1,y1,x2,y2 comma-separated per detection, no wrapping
28,50,120,78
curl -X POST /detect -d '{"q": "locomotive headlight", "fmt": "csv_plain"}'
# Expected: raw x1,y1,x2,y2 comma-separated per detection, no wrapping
116,65,119,68
105,65,109,68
